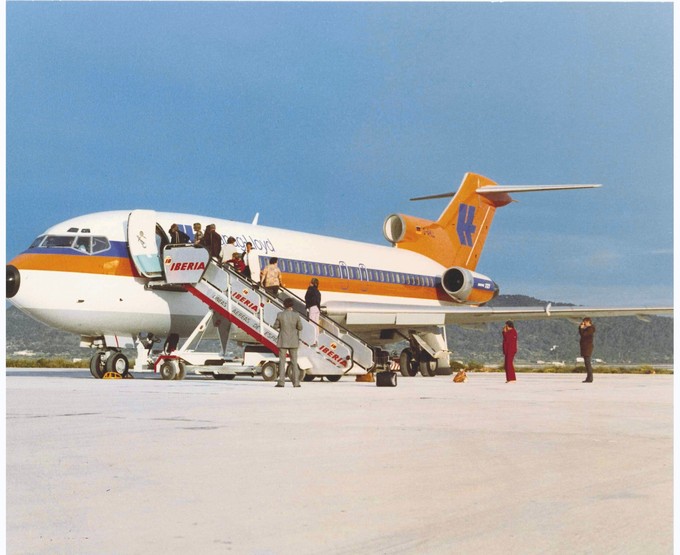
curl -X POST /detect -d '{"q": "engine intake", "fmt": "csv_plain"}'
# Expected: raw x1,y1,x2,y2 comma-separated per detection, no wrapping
441,267,499,305
383,213,443,245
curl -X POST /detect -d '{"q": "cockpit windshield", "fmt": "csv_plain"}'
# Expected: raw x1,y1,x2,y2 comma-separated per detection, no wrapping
29,235,111,254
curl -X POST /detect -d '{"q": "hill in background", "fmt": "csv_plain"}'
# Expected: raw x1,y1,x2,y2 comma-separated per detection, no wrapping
6,295,673,365
447,295,672,365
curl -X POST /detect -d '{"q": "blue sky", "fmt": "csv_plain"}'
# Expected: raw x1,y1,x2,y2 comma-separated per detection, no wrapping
6,2,673,306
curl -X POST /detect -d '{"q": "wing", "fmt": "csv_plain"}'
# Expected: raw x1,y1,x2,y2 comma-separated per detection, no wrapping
325,301,672,328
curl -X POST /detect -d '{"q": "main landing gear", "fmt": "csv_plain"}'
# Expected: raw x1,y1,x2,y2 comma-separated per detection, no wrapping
89,350,131,379
399,348,437,377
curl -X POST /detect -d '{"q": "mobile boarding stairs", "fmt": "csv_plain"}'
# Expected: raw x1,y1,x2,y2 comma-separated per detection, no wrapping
150,244,398,387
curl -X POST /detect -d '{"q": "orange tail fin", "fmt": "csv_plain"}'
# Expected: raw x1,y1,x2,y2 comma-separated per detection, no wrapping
383,173,512,270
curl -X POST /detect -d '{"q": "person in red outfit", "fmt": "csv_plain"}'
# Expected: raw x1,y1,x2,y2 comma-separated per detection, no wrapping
502,321,518,382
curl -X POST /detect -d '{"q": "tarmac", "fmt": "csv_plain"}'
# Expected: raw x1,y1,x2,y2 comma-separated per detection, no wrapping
6,369,673,554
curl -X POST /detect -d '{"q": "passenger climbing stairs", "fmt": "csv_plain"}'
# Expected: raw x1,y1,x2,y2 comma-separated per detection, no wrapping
159,244,397,385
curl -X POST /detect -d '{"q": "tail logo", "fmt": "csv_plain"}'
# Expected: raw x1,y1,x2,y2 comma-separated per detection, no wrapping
457,204,477,247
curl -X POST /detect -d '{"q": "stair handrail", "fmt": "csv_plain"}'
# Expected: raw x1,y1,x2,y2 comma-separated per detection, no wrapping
200,259,374,373
217,260,376,371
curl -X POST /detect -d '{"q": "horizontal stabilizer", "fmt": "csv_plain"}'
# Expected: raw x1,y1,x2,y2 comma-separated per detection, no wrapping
477,184,602,194
411,183,601,201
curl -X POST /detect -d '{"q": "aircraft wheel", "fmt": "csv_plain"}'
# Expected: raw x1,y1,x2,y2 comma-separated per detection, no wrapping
376,372,398,387
303,374,316,382
160,360,178,380
285,364,305,382
106,352,129,375
399,349,415,377
325,375,342,382
261,361,278,381
89,352,106,379
419,355,437,377
175,362,186,380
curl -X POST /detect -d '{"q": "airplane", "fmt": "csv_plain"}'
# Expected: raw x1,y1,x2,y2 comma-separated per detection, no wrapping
6,172,672,380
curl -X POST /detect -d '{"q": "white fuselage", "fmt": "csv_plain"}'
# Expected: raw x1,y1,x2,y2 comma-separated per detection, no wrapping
9,210,452,342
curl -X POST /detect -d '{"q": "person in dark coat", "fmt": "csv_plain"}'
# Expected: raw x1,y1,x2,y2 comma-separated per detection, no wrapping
202,224,222,260
168,224,190,244
579,317,596,383
502,320,517,383
273,297,303,387
304,278,322,345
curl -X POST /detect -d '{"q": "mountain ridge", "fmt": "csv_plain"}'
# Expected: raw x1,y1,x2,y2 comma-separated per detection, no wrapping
6,295,673,364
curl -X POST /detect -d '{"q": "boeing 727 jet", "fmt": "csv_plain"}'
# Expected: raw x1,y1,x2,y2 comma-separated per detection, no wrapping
6,173,672,380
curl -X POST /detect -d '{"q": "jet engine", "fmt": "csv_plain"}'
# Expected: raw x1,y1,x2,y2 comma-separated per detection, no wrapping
441,267,499,305
383,213,438,245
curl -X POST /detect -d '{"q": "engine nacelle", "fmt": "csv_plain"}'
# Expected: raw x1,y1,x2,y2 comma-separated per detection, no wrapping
441,267,499,305
383,213,437,245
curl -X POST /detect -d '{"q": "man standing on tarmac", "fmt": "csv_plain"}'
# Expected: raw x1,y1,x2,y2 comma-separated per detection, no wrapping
579,317,596,383
273,297,303,388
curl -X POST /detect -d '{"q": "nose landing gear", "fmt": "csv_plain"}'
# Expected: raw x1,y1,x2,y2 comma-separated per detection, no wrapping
89,350,131,379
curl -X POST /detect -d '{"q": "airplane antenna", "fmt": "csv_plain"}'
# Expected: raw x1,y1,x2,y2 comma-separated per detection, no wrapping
251,213,260,225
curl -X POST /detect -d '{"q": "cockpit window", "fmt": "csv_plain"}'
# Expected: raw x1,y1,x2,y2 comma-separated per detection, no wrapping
91,237,110,253
29,235,110,254
44,236,76,248
29,235,46,248
74,236,91,252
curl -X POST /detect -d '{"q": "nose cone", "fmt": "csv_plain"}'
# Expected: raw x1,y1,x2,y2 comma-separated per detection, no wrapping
7,265,20,298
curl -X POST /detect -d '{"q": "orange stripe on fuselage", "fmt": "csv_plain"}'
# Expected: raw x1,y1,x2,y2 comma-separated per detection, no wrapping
10,253,451,302
280,273,450,302
10,253,137,277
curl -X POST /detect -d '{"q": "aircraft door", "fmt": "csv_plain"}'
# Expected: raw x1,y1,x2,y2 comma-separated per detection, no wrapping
358,263,369,292
338,261,350,291
127,210,165,278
